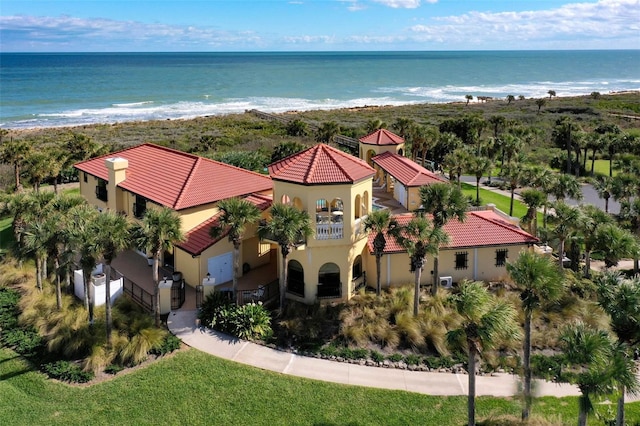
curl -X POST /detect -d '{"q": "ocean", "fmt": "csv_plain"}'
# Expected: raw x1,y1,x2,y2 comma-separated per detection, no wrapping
1,51,639,129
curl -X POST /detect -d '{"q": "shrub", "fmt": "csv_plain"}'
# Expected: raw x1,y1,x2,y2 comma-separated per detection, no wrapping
42,360,94,383
404,354,421,366
232,303,272,341
319,345,339,357
0,287,20,331
104,364,125,375
387,353,403,362
150,334,182,356
530,354,564,382
1,327,44,357
369,350,384,363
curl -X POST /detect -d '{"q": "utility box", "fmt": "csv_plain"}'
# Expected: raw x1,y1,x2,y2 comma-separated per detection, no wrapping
158,279,173,314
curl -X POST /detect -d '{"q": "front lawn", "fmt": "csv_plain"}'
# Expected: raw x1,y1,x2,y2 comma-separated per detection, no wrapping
460,182,531,220
2,347,638,425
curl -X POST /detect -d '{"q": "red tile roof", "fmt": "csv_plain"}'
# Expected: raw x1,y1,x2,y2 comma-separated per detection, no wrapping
368,210,538,254
75,143,272,210
372,152,448,187
268,143,375,185
359,129,405,146
177,193,272,256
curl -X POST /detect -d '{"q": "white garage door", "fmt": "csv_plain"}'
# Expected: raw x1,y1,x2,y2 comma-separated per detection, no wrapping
394,183,407,208
207,252,233,285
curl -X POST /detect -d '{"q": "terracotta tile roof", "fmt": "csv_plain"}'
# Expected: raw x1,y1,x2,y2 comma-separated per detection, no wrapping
368,210,538,254
372,152,448,187
177,193,272,256
75,143,272,210
268,143,375,185
359,129,405,146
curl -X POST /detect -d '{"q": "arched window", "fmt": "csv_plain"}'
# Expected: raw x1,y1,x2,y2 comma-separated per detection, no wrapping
281,194,291,205
398,148,404,156
293,197,304,211
287,260,304,297
362,191,369,217
352,255,362,280
318,263,341,298
366,150,376,166
354,194,361,219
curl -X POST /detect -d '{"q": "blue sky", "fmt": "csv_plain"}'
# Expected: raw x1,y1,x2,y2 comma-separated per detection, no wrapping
1,0,639,52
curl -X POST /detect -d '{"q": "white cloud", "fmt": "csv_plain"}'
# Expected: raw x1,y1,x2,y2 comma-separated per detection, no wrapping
413,0,640,46
371,0,423,8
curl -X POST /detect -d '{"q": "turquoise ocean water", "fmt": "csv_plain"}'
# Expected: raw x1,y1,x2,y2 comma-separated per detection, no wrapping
1,51,639,129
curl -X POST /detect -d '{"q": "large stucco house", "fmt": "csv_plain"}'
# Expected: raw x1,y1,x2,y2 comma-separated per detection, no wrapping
74,129,537,310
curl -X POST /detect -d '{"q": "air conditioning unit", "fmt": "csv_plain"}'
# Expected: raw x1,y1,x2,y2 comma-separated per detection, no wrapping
439,276,453,288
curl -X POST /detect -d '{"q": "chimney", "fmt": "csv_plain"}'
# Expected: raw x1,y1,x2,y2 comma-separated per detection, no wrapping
105,157,128,211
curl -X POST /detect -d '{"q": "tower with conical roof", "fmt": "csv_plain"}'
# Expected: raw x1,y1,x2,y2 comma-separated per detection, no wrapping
359,128,406,166
268,144,375,303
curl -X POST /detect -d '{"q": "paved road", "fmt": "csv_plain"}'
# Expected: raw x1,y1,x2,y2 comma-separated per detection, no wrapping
460,175,620,214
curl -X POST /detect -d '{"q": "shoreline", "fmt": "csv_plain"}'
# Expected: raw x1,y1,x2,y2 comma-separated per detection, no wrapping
3,90,638,138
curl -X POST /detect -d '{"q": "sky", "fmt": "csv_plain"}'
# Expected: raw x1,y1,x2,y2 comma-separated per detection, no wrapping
1,0,639,52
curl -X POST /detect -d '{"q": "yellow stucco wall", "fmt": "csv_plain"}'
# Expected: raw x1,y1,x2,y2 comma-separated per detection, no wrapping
359,142,406,165
363,244,530,289
79,174,108,211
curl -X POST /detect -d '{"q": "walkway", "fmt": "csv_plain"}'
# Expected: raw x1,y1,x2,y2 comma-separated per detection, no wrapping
167,309,581,398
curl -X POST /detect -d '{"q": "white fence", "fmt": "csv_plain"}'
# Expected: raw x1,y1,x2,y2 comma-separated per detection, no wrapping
74,264,123,307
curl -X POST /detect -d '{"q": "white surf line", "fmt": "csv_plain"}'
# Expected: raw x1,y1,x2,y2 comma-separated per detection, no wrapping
282,353,296,374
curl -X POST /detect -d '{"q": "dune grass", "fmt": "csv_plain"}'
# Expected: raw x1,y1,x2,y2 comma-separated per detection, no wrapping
2,347,639,425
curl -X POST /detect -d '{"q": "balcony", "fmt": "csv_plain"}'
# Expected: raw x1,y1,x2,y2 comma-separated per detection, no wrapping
95,185,108,202
315,223,343,240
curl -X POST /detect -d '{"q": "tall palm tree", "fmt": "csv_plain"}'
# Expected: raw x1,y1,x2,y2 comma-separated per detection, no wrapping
257,203,313,310
210,198,261,303
547,201,582,269
419,182,468,296
465,94,473,105
365,119,386,133
68,203,100,323
466,155,492,205
133,207,184,326
390,215,448,316
506,95,515,104
392,117,414,140
593,175,614,213
595,271,640,426
0,139,30,191
21,220,51,291
315,121,340,144
447,281,521,426
506,251,563,420
519,189,545,237
363,209,398,296
579,204,614,278
535,98,546,113
593,223,638,268
550,173,583,203
94,211,131,346
442,147,470,189
500,160,524,217
559,323,626,426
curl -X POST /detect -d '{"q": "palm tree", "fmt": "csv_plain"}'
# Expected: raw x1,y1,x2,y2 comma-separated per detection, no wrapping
500,160,524,217
550,173,583,203
593,175,614,213
519,189,545,237
506,95,515,104
315,121,340,144
579,204,614,278
559,323,620,426
595,271,640,426
22,220,51,291
0,139,30,191
465,94,473,105
365,119,386,133
547,201,582,269
257,203,313,310
466,155,492,205
363,209,398,296
389,215,448,316
442,147,471,189
392,117,414,139
547,90,556,99
506,251,563,420
210,198,261,303
593,223,638,268
419,182,468,296
133,207,184,326
447,281,521,426
68,203,100,323
535,98,546,113
94,211,130,346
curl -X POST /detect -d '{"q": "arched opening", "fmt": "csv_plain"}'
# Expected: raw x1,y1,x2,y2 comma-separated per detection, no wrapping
318,262,341,299
354,194,361,219
398,148,404,156
281,194,291,205
293,197,304,211
352,254,365,294
366,149,376,167
287,260,304,297
362,191,369,217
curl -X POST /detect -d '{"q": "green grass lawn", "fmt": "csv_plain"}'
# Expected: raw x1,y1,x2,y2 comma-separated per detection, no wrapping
461,183,526,218
2,347,638,425
591,159,616,177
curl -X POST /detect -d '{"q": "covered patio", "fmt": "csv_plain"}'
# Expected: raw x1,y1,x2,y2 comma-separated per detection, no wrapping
111,249,279,312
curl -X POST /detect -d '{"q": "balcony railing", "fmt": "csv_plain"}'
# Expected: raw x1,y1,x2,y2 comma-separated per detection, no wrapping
316,223,343,240
95,185,108,202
